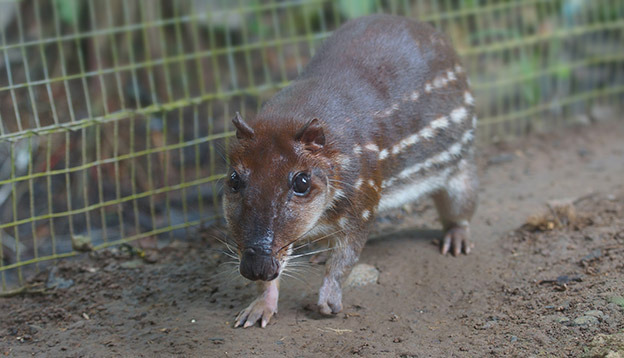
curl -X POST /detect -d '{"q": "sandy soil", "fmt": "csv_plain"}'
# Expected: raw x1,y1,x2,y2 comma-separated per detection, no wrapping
1,120,624,357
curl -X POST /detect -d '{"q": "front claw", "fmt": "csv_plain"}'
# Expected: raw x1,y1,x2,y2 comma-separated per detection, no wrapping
441,225,472,256
234,280,279,328
234,296,277,328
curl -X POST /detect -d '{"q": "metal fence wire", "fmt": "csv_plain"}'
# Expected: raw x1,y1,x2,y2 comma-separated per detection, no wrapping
0,0,623,294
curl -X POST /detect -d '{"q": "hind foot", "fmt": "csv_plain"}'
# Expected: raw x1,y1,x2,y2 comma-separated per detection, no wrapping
441,225,472,256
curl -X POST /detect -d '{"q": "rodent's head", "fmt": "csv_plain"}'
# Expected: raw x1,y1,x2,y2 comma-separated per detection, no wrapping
224,113,335,281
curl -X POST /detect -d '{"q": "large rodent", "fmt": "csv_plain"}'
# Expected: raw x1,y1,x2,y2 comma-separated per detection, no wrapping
224,14,478,328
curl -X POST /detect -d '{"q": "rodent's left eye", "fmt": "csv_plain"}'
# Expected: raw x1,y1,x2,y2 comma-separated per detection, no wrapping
229,171,242,192
292,172,311,196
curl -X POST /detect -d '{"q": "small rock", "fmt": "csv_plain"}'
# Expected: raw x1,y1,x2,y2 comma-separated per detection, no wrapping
27,325,42,335
555,316,570,324
572,315,599,326
608,296,624,310
581,249,603,263
510,336,517,343
345,264,379,288
121,259,144,269
474,318,498,330
584,310,604,319
46,267,74,290
71,235,93,252
142,250,159,264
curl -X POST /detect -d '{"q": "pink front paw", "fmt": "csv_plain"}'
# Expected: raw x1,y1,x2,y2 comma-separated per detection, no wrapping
234,296,278,328
234,281,279,328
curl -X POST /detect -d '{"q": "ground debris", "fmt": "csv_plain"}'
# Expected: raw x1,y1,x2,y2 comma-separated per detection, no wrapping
538,275,582,291
46,267,74,290
524,198,580,231
583,333,624,358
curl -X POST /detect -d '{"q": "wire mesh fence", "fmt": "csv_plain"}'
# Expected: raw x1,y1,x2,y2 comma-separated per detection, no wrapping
0,0,622,294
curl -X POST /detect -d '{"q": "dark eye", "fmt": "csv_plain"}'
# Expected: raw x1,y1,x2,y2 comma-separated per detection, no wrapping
229,171,241,192
292,172,311,195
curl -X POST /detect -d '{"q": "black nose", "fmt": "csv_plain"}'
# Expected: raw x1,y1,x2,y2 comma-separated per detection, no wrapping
239,247,280,281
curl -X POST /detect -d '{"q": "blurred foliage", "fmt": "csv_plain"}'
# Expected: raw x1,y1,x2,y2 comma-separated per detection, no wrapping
53,0,81,25
338,0,377,19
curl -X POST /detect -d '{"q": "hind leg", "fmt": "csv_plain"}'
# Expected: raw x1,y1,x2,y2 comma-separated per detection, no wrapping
432,158,478,256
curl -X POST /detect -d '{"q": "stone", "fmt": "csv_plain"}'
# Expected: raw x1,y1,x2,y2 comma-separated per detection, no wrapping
121,259,144,269
608,296,624,310
345,264,380,288
46,267,74,290
584,310,604,319
573,315,598,326
555,316,570,324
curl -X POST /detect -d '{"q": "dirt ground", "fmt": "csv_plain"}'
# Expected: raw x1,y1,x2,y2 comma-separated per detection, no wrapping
1,120,624,357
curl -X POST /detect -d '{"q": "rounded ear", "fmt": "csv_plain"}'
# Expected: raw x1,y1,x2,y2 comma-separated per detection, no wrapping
295,118,325,152
232,112,255,140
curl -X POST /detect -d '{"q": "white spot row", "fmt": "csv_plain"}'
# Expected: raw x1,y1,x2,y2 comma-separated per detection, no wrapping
355,103,470,162
450,107,468,124
381,127,474,189
370,65,467,123
427,67,460,93
364,143,379,152
378,165,455,212
354,178,363,190
353,177,379,193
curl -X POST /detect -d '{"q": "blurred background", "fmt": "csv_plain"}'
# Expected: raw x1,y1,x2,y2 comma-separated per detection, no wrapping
0,0,622,293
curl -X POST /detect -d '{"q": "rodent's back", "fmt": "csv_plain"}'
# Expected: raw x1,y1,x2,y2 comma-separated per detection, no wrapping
260,15,464,124
258,15,473,187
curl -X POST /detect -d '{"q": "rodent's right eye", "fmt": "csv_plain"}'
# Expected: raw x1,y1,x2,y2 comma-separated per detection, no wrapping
229,171,242,192
292,172,311,196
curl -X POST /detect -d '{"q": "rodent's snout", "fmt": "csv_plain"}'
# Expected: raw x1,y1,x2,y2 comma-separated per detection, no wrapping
239,247,280,281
